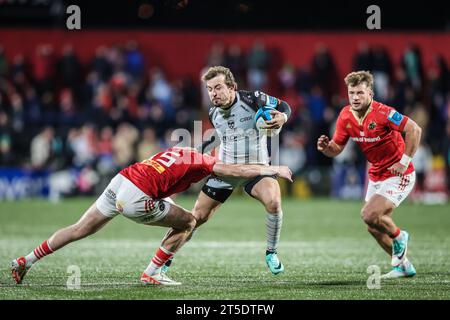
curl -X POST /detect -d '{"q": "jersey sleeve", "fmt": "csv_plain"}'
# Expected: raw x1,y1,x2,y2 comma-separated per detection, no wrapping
385,107,409,132
332,113,350,146
200,153,217,174
187,149,216,175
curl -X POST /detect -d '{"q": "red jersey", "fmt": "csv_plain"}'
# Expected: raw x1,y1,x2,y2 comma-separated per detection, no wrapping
333,100,414,181
120,148,216,199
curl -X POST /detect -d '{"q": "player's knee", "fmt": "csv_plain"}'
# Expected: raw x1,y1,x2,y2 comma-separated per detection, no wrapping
360,207,381,227
264,199,282,213
192,208,211,226
183,214,197,232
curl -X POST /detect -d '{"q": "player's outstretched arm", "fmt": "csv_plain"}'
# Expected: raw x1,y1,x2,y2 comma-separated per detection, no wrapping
212,163,293,182
317,135,345,157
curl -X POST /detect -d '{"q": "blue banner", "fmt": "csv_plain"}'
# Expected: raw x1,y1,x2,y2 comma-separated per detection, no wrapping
0,168,50,200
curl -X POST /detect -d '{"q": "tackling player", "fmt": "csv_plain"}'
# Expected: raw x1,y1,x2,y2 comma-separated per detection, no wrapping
11,147,292,285
163,66,292,275
317,71,422,279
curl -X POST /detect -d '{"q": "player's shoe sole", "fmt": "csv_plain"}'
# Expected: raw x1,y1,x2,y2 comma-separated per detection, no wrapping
265,252,284,275
140,272,181,286
11,256,30,284
392,231,409,267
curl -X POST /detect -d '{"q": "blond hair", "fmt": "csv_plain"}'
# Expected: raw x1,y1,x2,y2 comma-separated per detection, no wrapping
344,71,374,90
201,66,237,89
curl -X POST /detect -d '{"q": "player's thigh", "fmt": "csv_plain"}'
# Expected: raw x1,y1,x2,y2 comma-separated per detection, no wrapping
362,194,396,218
192,191,222,222
249,177,281,211
147,203,195,230
74,202,113,234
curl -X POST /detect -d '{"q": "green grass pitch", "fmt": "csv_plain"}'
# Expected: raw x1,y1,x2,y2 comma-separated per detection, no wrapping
1,196,449,300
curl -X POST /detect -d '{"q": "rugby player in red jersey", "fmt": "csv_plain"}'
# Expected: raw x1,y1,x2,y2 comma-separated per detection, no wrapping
317,71,422,279
11,147,292,285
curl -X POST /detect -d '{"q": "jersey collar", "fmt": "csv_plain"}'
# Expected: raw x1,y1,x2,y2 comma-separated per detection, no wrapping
219,92,239,113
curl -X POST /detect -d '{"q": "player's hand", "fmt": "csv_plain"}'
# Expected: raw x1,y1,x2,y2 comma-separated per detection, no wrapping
317,135,330,152
276,166,293,182
387,162,408,176
262,110,286,129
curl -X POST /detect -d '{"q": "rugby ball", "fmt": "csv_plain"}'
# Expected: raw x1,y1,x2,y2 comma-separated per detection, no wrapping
254,106,281,136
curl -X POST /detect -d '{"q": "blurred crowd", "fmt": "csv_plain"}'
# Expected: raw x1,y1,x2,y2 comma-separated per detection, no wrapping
0,40,449,199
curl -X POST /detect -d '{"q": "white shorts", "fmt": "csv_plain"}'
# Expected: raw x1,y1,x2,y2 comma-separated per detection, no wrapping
95,174,173,224
365,172,416,207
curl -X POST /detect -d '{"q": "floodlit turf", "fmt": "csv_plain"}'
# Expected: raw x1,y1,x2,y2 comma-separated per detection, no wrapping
1,196,449,300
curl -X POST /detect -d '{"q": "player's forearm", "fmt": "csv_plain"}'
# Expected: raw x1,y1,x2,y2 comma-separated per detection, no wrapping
321,141,343,158
214,164,276,179
233,165,275,178
403,123,422,158
278,100,291,122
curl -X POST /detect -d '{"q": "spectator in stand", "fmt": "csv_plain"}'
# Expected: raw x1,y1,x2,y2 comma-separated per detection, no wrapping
0,45,8,77
32,44,55,94
247,40,270,91
0,111,14,166
112,122,139,167
137,127,162,162
125,40,144,80
371,45,392,101
401,44,424,94
353,42,372,71
58,44,81,91
311,43,337,101
225,44,246,86
91,46,113,81
30,126,55,170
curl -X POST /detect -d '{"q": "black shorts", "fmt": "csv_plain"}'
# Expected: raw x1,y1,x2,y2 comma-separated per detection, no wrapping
201,174,278,203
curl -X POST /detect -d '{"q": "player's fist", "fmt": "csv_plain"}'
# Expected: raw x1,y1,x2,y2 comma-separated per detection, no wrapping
262,110,286,129
276,166,293,183
387,162,407,176
317,135,330,152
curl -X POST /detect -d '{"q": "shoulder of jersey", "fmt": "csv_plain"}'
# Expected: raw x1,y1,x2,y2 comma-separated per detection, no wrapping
339,104,352,117
371,101,391,116
208,106,218,123
238,90,260,109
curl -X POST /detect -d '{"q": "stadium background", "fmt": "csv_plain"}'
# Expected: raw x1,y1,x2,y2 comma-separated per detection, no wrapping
1,0,450,301
0,1,449,203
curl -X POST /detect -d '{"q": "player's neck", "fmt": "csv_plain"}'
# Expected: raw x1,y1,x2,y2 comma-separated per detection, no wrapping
222,92,237,110
351,99,373,124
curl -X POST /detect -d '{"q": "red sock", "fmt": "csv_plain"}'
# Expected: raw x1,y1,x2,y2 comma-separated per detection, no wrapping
33,240,54,259
390,228,401,239
150,247,173,268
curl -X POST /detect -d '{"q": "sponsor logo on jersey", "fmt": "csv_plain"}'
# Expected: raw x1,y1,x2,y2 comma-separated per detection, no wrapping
360,131,365,136
267,96,278,108
158,201,165,212
388,110,403,126
368,121,377,130
240,116,252,122
351,136,381,143
346,123,352,129
141,159,166,174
